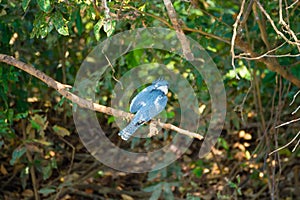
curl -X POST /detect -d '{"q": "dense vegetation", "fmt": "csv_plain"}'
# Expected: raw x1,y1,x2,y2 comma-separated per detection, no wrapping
0,0,299,199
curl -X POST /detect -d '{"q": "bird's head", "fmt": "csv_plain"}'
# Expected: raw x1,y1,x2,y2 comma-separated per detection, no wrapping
152,79,169,95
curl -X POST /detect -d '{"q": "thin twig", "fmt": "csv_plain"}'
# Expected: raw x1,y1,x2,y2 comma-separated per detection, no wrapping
235,37,300,88
292,137,300,152
291,105,300,115
103,51,123,89
54,136,76,200
234,73,253,122
290,90,300,115
286,0,299,9
289,90,300,106
278,0,300,52
255,0,300,52
275,117,300,128
22,120,40,200
269,130,300,155
236,52,300,60
240,0,255,27
230,0,246,79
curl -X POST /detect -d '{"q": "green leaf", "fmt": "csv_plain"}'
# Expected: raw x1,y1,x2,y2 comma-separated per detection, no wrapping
50,158,57,169
163,182,174,200
75,9,83,36
186,193,201,200
291,65,300,79
30,122,41,131
189,8,203,16
147,170,160,181
30,114,47,131
143,183,162,192
38,187,56,196
10,147,27,165
192,167,203,177
42,164,52,180
52,12,69,36
94,18,104,41
107,116,115,124
53,125,70,137
7,108,14,123
166,111,175,118
228,180,238,189
14,111,29,120
54,96,67,110
58,180,73,189
103,20,115,37
36,0,51,12
22,0,31,11
150,188,162,200
218,137,229,150
31,12,50,38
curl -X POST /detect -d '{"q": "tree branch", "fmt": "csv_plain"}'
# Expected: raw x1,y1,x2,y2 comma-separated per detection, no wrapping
231,0,246,79
235,38,300,88
130,0,300,88
163,0,194,60
255,0,300,52
0,53,204,140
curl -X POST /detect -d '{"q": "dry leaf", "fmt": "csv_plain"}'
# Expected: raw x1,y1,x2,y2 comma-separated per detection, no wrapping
53,125,70,137
1,164,8,175
121,194,134,200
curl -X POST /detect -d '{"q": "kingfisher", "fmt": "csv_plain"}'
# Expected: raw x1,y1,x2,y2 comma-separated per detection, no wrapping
118,79,169,140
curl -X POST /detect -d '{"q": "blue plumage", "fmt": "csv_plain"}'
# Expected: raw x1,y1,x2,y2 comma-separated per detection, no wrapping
118,79,169,140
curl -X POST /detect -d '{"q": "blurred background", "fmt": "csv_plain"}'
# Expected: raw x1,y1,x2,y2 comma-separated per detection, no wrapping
0,0,299,199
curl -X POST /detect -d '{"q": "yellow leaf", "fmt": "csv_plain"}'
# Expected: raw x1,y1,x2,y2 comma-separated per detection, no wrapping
245,151,251,160
53,125,70,137
238,130,245,138
1,164,8,175
121,194,134,200
244,133,252,140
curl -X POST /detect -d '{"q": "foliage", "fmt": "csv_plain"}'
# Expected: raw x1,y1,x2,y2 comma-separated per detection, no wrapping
0,0,299,199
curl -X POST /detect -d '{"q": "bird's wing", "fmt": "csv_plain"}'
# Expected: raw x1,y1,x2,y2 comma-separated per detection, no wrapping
150,94,168,117
132,91,168,124
129,85,155,113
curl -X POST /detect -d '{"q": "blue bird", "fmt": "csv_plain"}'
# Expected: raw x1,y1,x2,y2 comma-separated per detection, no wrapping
118,79,169,140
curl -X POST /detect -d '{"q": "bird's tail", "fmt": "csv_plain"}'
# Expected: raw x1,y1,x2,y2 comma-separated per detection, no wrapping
118,121,140,140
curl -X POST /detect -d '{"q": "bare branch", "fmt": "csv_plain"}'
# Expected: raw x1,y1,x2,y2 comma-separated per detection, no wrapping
230,0,246,79
286,0,299,9
269,130,300,155
275,117,300,128
253,2,271,50
234,75,253,122
292,137,300,152
290,89,300,115
163,0,194,60
278,0,300,51
236,41,300,60
289,90,300,106
255,0,300,52
240,0,255,27
235,38,300,88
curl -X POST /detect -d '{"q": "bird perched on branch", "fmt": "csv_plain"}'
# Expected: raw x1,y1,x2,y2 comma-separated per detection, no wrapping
118,79,169,140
